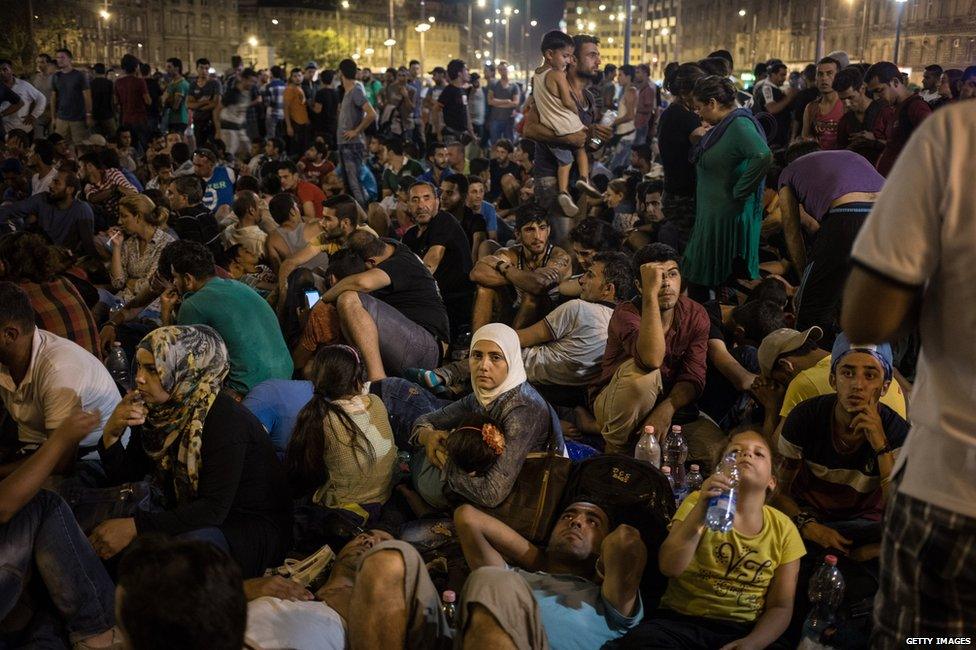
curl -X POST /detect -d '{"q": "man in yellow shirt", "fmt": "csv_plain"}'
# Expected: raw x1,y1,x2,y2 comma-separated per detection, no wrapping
752,326,907,441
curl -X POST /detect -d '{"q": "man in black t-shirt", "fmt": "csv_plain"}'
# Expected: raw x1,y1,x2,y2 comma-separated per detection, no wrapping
321,230,449,380
436,59,473,144
487,139,521,202
311,70,339,149
402,180,474,341
89,63,115,137
438,173,486,259
188,58,222,148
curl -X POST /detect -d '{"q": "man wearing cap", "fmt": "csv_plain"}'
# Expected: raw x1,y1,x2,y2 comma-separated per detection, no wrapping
454,501,645,649
752,326,906,441
773,333,907,559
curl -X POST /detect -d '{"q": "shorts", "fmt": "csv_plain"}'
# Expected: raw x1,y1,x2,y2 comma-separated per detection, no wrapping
359,293,441,374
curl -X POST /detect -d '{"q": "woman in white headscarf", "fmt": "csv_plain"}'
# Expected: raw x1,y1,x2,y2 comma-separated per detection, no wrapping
410,323,564,509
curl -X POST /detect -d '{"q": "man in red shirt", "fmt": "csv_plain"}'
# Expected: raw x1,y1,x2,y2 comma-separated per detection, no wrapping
113,54,150,151
865,61,932,177
277,160,326,221
590,243,709,454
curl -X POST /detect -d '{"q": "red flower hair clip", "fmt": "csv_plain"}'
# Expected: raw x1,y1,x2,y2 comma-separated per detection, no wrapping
482,423,505,456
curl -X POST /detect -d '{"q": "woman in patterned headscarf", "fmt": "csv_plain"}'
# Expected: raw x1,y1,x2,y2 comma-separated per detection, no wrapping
92,325,292,577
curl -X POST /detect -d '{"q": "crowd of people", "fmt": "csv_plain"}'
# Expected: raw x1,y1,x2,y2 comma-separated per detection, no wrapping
0,27,973,650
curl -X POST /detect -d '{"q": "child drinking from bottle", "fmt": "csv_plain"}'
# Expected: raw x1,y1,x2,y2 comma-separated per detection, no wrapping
611,428,805,649
531,30,596,217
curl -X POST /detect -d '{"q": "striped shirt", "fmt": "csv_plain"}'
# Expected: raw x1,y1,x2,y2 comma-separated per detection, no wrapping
779,394,908,521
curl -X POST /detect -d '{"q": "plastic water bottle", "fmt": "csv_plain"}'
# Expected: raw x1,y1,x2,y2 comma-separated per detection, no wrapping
705,451,740,532
588,109,617,150
105,342,131,388
660,465,676,496
799,556,846,649
686,464,704,493
634,425,661,467
664,425,689,486
441,590,457,628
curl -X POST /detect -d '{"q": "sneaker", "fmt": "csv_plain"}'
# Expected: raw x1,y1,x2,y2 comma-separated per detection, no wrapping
402,368,445,390
575,180,602,198
557,192,579,217
273,544,335,588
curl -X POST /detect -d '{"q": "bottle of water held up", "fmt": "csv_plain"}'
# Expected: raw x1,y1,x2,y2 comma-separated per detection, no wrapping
635,425,661,467
660,465,678,505
705,451,740,533
105,342,131,389
587,109,617,150
441,590,457,629
798,556,846,649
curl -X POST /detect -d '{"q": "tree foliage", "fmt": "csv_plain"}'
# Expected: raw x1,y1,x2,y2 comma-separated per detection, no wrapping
276,28,354,69
1,3,81,70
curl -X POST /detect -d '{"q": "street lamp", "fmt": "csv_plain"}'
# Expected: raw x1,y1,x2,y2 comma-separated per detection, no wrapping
247,36,258,47
341,0,349,8
428,15,435,22
738,8,746,16
893,0,909,64
271,17,278,25
383,38,397,46
530,19,537,26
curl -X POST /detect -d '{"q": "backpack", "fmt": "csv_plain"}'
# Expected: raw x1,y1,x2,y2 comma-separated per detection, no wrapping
559,454,677,608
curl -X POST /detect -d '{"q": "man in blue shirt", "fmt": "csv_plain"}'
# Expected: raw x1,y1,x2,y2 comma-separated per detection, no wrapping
454,502,645,649
192,148,235,212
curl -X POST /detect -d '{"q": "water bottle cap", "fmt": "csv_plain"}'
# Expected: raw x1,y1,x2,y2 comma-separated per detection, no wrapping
661,465,671,474
690,464,700,471
824,555,838,566
643,425,654,434
671,425,682,433
442,590,456,603
112,341,122,347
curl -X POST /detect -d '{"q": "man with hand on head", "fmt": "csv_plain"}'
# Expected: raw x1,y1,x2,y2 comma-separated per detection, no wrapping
773,333,907,558
454,501,646,650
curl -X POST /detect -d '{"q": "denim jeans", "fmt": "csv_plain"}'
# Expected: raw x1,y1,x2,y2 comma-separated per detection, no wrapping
488,119,514,145
338,143,368,206
0,490,115,645
370,377,448,450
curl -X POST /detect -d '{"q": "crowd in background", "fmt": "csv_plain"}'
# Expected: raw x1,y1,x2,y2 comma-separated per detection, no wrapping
0,28,974,650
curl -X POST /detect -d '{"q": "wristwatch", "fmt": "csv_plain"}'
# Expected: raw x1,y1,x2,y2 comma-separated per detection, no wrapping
873,443,893,457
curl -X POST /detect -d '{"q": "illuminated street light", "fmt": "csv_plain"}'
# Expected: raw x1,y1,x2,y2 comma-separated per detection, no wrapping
428,15,435,22
383,37,396,46
738,8,747,16
415,22,431,32
486,30,493,37
608,13,616,20
271,17,278,24
364,47,374,54
341,0,350,8
501,18,507,25
99,9,111,19
660,27,670,35
588,20,596,30
503,5,512,16
513,8,519,13
484,17,491,24
530,19,537,26
247,36,258,47
352,53,360,60
477,0,486,6
599,3,606,9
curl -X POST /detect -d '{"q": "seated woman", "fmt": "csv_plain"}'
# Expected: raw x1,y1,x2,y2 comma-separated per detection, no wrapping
106,194,175,316
89,325,291,578
612,428,804,649
286,345,398,544
411,323,564,509
0,409,120,649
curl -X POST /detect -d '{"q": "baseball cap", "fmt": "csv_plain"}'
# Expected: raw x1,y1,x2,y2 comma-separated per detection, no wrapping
429,66,446,75
830,332,893,381
305,61,318,70
82,134,107,147
758,326,823,377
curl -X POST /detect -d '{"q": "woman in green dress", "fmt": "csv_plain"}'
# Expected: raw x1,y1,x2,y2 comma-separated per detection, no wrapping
682,76,772,292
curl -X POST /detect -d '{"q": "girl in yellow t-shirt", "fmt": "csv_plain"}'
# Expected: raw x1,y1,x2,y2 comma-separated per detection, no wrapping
614,429,805,649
